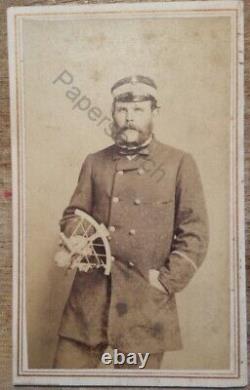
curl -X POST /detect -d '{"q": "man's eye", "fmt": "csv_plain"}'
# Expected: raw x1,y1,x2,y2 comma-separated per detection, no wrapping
134,107,143,112
117,107,127,113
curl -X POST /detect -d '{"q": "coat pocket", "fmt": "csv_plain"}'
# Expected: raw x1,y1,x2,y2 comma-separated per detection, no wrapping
148,279,170,298
142,275,172,319
142,199,173,206
140,198,174,225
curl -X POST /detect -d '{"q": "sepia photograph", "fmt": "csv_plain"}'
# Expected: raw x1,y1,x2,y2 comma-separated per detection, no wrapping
7,0,247,387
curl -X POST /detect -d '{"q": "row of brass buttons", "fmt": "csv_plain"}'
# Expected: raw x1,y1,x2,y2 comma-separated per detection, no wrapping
109,167,143,268
112,197,141,205
110,255,135,268
108,226,136,235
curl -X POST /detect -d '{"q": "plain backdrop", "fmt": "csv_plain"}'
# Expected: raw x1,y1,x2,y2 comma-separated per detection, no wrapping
21,14,232,369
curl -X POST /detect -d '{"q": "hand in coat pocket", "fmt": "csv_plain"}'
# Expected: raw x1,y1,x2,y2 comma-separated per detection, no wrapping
148,269,166,293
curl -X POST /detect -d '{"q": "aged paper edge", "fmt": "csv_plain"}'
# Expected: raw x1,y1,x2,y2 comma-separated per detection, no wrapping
7,0,247,387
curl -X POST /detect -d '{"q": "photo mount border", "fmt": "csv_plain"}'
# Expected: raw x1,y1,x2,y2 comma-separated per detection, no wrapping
7,0,247,387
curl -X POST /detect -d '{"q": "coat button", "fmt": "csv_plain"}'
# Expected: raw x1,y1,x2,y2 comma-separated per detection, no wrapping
113,196,120,203
128,261,135,267
129,229,136,235
134,198,141,205
117,170,124,175
111,256,115,261
109,226,116,232
137,168,145,175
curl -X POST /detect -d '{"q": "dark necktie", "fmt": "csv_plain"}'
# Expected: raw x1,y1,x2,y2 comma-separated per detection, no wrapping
116,144,150,156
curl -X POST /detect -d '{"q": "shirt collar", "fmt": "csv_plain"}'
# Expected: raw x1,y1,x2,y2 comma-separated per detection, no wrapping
112,134,156,160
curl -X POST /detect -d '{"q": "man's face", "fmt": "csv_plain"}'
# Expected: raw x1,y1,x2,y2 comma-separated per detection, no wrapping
112,100,156,147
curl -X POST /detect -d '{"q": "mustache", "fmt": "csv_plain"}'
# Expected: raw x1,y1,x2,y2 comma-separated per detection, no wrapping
123,124,137,130
118,124,140,133
111,122,142,143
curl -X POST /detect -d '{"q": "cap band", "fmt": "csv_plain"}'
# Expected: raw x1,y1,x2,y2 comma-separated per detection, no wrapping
112,83,157,100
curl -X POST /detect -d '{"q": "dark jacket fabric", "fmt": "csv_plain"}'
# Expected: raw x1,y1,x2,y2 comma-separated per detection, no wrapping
58,137,209,353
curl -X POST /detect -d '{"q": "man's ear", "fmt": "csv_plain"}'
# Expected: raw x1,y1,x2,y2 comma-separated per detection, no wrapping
111,101,116,117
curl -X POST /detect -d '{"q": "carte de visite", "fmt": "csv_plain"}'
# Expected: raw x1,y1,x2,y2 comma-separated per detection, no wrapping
7,0,247,387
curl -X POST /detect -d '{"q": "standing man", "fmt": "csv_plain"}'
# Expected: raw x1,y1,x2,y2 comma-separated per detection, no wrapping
54,75,209,369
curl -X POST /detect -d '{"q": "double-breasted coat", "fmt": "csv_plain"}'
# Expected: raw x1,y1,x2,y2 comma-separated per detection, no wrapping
58,136,209,353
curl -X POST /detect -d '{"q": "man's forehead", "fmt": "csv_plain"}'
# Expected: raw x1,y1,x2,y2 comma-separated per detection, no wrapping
115,100,151,108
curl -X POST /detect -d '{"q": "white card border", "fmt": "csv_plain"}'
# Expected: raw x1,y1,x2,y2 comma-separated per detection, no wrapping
7,0,247,387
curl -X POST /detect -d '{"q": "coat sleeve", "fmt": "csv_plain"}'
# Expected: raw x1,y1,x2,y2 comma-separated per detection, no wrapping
158,153,209,294
59,154,93,237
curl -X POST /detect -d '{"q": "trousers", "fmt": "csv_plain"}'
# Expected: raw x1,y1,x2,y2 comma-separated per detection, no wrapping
53,336,164,369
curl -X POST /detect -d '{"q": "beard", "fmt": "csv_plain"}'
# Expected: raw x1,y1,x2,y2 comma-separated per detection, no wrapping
111,123,153,148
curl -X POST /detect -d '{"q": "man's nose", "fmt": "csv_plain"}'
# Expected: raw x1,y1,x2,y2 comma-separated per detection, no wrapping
126,110,134,123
